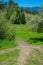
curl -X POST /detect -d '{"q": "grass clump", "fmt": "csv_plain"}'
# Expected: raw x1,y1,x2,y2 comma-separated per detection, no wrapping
0,39,18,50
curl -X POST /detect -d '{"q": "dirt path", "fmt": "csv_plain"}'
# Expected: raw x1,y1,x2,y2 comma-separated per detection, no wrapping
16,40,43,65
16,40,32,65
0,40,43,55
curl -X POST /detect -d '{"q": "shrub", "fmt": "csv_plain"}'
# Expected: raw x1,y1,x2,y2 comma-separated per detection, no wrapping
0,19,15,41
6,24,15,41
29,15,43,33
0,19,6,39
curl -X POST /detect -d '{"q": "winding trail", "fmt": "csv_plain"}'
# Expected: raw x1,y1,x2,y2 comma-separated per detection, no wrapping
16,40,43,65
0,40,43,65
16,40,32,65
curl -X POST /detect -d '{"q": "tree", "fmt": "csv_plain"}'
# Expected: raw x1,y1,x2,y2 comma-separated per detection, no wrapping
0,1,4,10
6,0,15,20
19,10,26,24
0,0,26,24
8,1,26,24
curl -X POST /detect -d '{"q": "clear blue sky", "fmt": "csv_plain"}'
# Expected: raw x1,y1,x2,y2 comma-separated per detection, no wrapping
4,0,43,7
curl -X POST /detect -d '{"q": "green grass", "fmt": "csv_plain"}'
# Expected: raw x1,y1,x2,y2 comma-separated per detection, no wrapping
14,24,43,45
0,49,19,65
24,49,43,65
0,49,19,62
0,39,18,50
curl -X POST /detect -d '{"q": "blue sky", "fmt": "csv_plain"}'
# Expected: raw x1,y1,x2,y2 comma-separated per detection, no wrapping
4,0,43,7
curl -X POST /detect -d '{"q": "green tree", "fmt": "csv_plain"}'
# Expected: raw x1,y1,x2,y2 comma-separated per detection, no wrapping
0,1,4,10
6,0,15,19
19,10,26,24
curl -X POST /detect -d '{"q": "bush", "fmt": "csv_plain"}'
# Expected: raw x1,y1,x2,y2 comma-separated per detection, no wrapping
6,24,15,41
0,19,15,41
0,19,6,39
29,15,43,33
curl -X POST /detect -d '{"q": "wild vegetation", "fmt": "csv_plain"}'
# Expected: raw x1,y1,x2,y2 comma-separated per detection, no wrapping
0,0,43,65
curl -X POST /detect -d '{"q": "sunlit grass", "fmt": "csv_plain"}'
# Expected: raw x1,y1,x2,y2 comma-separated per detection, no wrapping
15,24,43,45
